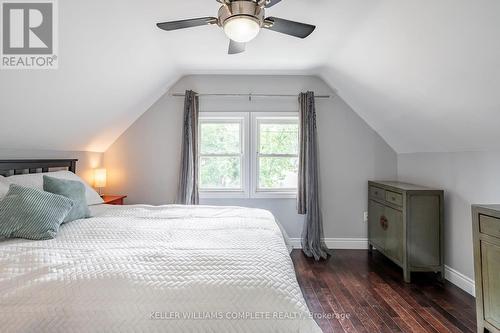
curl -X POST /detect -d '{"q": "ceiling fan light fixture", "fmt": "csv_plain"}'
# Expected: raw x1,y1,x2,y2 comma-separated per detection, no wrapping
156,0,316,55
223,16,260,43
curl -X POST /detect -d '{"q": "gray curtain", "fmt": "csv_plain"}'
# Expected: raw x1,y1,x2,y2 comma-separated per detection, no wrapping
176,90,199,205
298,91,329,260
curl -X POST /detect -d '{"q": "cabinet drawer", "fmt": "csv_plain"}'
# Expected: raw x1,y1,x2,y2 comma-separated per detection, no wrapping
369,186,385,200
480,214,500,239
386,191,403,206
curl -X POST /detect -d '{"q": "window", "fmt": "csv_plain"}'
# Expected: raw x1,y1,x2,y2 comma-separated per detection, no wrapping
253,115,299,197
199,113,248,197
199,112,298,198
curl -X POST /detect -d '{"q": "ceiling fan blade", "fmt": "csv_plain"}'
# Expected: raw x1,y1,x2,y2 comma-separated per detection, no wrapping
263,17,315,38
265,0,282,8
228,40,246,54
157,17,217,31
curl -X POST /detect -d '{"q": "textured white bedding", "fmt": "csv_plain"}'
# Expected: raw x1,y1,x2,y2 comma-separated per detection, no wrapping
0,204,321,333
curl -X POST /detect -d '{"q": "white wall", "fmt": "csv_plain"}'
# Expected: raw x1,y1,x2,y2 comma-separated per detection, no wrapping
398,151,500,283
104,75,397,240
0,149,103,185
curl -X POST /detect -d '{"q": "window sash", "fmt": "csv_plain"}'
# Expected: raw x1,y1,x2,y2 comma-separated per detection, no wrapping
198,113,249,196
199,119,243,155
257,119,299,155
252,113,299,197
199,156,243,191
256,156,299,192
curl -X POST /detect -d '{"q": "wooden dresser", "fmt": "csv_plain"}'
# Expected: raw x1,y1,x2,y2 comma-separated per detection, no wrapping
472,205,500,333
368,181,444,283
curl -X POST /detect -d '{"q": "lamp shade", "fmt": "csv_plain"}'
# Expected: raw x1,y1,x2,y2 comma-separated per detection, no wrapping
94,168,107,188
223,16,260,43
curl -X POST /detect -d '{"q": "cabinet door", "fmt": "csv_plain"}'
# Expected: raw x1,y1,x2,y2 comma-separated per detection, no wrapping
369,200,386,251
384,206,404,263
481,240,500,330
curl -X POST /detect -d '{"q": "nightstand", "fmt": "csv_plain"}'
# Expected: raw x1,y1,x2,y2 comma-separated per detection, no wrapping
101,195,127,205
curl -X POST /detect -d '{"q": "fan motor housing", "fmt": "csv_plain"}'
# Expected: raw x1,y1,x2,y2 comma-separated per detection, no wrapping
218,1,265,27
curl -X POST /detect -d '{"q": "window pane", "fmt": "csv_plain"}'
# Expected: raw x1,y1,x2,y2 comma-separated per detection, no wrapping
200,122,241,154
259,123,298,155
259,157,298,189
200,156,241,189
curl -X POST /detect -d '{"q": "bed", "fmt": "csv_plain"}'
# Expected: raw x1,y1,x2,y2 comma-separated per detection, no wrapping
0,160,321,333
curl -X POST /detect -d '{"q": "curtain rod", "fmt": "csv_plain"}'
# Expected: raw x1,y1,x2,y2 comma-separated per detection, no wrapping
171,92,331,99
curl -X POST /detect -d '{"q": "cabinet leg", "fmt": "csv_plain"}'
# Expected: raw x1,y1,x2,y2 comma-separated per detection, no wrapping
403,270,411,283
437,270,445,283
368,244,373,253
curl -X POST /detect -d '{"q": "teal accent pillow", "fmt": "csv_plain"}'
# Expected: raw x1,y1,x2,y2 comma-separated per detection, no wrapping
43,175,91,223
0,184,74,240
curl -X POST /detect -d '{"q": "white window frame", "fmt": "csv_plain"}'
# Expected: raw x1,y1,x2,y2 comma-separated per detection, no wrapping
198,112,250,198
251,112,299,199
198,111,299,199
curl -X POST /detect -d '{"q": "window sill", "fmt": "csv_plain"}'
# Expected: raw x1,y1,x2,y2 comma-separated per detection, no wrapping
199,191,249,199
199,191,297,200
251,191,297,199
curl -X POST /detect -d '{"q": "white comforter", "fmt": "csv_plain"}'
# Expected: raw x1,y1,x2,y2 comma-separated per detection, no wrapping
0,205,321,333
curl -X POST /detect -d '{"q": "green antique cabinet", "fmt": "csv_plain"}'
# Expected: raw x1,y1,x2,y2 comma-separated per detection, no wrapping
368,181,444,283
472,205,500,333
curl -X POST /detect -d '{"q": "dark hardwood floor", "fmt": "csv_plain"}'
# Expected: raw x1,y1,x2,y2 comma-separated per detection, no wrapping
292,249,476,333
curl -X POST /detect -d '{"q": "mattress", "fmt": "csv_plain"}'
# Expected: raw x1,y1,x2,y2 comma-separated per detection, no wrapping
0,204,321,332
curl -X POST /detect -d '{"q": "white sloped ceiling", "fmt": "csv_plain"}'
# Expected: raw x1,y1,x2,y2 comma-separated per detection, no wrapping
0,0,499,153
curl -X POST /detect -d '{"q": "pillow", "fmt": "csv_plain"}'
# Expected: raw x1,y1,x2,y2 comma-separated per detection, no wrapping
0,176,8,200
0,184,74,240
2,170,103,205
43,175,91,223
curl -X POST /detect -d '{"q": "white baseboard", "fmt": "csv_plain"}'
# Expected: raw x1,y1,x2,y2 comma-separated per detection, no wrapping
444,265,475,296
289,237,369,250
290,237,475,296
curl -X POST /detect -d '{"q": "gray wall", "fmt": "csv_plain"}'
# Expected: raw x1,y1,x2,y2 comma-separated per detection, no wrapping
398,151,500,280
0,149,103,185
104,75,397,239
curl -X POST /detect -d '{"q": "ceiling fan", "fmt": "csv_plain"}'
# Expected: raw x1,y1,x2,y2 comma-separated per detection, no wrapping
156,0,316,54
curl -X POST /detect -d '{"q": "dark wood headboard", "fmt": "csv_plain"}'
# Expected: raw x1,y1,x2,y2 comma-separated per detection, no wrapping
0,159,78,177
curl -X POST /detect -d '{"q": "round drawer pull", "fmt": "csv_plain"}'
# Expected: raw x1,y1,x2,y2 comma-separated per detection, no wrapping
380,216,389,230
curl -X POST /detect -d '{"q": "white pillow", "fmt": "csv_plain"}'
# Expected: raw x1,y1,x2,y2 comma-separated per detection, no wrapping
0,176,8,200
1,171,104,205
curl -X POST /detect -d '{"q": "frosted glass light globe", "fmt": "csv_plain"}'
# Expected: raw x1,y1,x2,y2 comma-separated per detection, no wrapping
223,16,260,43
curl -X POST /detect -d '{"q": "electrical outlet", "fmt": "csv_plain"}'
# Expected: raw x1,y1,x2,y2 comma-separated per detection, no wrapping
363,211,368,223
